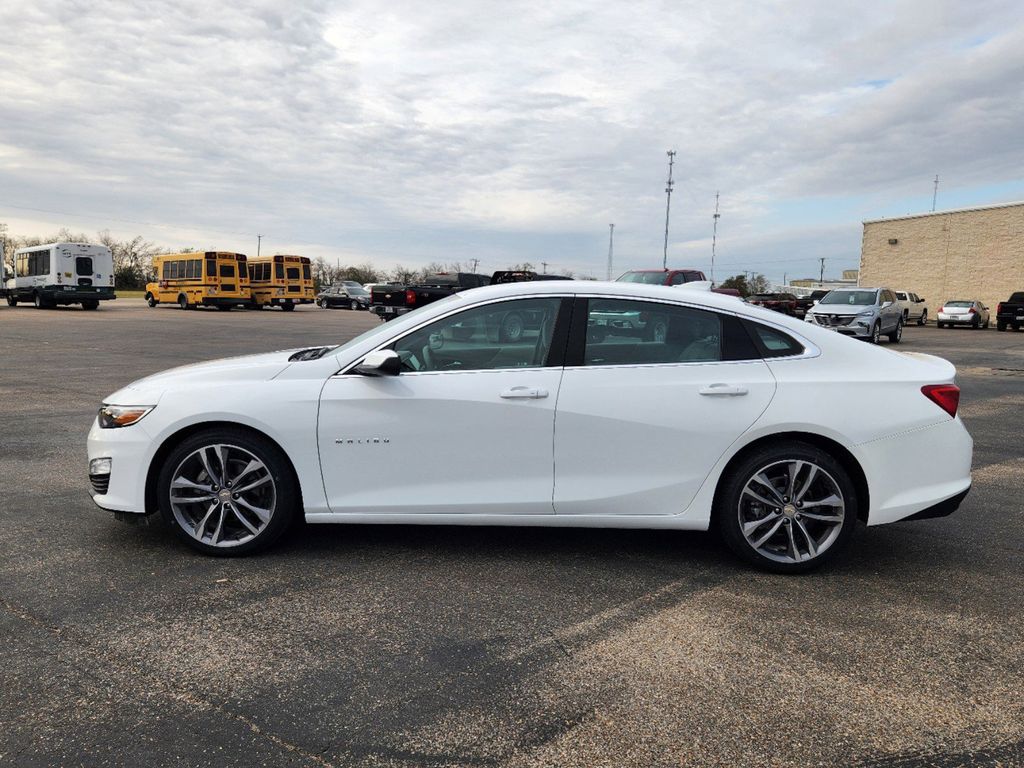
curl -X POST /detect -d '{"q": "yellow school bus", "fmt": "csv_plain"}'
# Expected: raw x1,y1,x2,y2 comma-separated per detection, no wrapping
145,252,251,310
246,254,314,311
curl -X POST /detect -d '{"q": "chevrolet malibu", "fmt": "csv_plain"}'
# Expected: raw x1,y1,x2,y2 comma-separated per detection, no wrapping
88,281,972,572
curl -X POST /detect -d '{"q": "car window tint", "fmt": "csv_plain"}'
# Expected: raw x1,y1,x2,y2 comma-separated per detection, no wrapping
392,298,562,372
584,299,721,366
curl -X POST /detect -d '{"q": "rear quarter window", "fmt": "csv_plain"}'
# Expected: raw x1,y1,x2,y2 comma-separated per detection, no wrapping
745,322,805,358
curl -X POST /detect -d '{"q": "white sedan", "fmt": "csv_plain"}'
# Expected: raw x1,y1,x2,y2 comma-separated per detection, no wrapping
88,281,972,572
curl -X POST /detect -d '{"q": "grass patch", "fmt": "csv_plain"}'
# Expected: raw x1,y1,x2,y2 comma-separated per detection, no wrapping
116,290,147,298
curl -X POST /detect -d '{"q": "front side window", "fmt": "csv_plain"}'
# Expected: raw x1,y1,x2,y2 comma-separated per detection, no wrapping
392,298,562,372
585,299,721,366
220,264,235,278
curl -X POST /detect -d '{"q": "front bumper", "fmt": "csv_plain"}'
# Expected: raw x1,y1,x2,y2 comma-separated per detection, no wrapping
46,287,116,303
87,417,156,515
805,314,874,337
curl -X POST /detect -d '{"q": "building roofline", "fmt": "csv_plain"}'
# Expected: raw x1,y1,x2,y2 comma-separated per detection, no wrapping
863,199,1024,225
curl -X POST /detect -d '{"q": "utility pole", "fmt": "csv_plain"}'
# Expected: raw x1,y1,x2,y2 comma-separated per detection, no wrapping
932,175,939,212
606,223,615,280
711,191,720,285
469,258,480,273
662,150,676,270
819,257,826,285
541,261,549,274
257,234,263,258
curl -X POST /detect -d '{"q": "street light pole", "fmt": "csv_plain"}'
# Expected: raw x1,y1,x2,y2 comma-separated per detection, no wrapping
663,151,676,270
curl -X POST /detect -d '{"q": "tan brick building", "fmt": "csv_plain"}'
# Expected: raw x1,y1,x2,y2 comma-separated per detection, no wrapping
860,201,1024,320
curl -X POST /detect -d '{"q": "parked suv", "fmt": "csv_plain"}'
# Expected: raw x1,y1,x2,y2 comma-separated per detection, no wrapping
894,290,929,325
804,287,904,343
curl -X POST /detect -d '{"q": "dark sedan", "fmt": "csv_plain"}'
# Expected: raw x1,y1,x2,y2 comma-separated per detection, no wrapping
746,292,798,315
317,284,371,310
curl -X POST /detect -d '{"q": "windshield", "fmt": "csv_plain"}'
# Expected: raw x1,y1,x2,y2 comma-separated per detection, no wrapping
819,290,877,306
323,294,462,357
616,271,666,285
944,300,973,307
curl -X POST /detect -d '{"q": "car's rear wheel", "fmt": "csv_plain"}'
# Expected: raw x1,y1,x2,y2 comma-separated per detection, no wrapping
146,292,157,307
983,318,990,329
997,321,1006,331
971,315,980,329
7,295,17,307
716,441,858,573
281,302,296,312
888,318,903,343
157,428,298,556
81,299,99,310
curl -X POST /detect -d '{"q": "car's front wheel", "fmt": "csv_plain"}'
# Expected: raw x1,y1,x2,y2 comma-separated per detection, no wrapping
888,317,903,343
716,441,858,573
869,321,881,343
157,428,298,555
917,310,927,326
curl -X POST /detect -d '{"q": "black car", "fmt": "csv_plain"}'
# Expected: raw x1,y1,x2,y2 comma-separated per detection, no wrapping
317,283,371,310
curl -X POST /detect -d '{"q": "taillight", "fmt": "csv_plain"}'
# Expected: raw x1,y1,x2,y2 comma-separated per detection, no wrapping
922,384,960,417
997,303,1004,314
405,289,416,305
967,307,975,314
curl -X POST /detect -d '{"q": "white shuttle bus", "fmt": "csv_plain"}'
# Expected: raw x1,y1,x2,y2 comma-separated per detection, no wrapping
2,243,116,309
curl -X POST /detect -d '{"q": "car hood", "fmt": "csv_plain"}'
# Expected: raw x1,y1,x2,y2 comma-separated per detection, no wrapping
809,304,874,315
104,349,303,404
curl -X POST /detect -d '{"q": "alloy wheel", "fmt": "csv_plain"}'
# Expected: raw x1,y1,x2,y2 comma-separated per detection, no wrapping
737,459,846,565
871,323,880,343
168,443,277,548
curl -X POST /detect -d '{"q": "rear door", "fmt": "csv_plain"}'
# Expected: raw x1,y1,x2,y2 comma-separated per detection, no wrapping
553,297,776,517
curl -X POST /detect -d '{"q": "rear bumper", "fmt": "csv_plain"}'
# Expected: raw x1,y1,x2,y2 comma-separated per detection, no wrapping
936,313,978,325
372,305,411,318
37,287,116,302
901,486,970,522
856,417,973,526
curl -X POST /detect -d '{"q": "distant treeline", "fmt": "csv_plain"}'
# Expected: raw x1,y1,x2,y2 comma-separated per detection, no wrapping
0,222,576,290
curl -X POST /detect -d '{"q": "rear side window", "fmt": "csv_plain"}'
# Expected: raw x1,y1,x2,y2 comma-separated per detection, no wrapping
76,257,93,276
302,264,311,280
746,322,805,358
206,259,216,277
583,299,721,366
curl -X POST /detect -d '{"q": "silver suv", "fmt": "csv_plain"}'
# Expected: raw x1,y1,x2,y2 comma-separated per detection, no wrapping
804,287,904,343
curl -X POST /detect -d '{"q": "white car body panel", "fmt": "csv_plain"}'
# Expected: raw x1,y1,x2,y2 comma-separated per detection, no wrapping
87,281,973,535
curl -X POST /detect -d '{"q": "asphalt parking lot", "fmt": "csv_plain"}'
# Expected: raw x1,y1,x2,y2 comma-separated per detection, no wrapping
1,299,1022,768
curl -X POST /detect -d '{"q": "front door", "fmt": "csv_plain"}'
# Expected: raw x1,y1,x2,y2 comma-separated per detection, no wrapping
317,297,568,516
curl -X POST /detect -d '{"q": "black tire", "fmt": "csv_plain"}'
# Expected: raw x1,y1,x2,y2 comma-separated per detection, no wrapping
217,305,233,311
869,322,880,344
156,427,299,556
499,312,525,342
146,293,158,308
6,295,16,307
81,299,99,310
937,322,945,329
997,321,1006,332
281,302,296,312
33,292,45,309
917,310,926,326
715,440,858,574
1014,323,1022,332
888,318,903,343
178,294,190,310
971,315,980,329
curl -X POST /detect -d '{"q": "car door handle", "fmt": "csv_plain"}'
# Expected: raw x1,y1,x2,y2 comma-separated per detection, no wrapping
699,383,748,396
500,386,549,399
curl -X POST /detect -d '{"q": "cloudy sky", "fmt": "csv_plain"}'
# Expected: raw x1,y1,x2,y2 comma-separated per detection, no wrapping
2,0,1023,282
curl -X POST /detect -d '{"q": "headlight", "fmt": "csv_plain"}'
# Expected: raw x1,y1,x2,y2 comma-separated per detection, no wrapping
856,310,874,318
98,405,154,429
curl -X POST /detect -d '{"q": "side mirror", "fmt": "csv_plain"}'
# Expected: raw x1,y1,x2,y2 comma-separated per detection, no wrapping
354,349,401,376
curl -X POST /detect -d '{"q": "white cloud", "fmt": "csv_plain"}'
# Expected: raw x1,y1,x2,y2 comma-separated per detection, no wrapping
1,0,1022,279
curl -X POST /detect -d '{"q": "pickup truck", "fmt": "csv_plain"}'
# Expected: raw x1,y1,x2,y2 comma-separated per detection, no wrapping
371,272,490,320
996,292,1024,331
794,290,829,318
894,290,929,325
